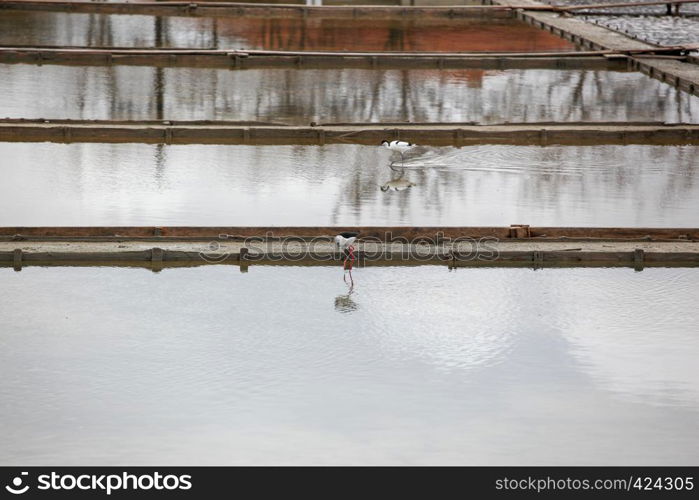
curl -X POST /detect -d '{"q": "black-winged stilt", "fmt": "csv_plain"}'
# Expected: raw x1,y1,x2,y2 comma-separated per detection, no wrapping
334,231,359,283
381,140,414,165
334,231,359,251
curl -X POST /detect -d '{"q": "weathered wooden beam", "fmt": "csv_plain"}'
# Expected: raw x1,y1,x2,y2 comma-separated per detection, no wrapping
5,0,699,18
3,0,699,20
0,46,634,70
1,239,698,269
0,226,697,241
2,45,694,57
0,1,518,18
1,120,699,146
0,46,638,58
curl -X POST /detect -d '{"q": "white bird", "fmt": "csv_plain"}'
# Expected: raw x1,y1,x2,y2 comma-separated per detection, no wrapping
334,231,359,251
381,140,415,165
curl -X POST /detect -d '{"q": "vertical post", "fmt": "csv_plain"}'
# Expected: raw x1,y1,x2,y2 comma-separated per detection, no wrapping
151,247,164,272
13,248,22,272
533,250,544,270
633,248,645,272
239,247,249,273
151,248,164,262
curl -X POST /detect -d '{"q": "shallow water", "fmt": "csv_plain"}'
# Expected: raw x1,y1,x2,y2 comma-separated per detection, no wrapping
1,142,698,226
0,265,697,465
2,65,698,123
554,0,699,15
581,15,699,47
0,11,573,52
552,0,699,46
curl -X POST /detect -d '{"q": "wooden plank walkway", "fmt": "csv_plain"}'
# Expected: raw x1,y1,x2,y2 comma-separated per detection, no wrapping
0,1,516,18
1,230,697,269
2,120,699,145
1,225,697,241
4,0,699,18
0,46,633,70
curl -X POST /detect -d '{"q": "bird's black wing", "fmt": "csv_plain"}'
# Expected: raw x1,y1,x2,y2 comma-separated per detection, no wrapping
339,231,360,238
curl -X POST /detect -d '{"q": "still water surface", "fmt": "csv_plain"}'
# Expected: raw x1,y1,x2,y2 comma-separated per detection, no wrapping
0,11,573,51
0,266,697,465
1,142,698,226
2,65,698,123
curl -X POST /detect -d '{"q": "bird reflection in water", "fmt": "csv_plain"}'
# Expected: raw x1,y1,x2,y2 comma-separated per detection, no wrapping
381,161,416,192
334,289,358,314
335,264,358,313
